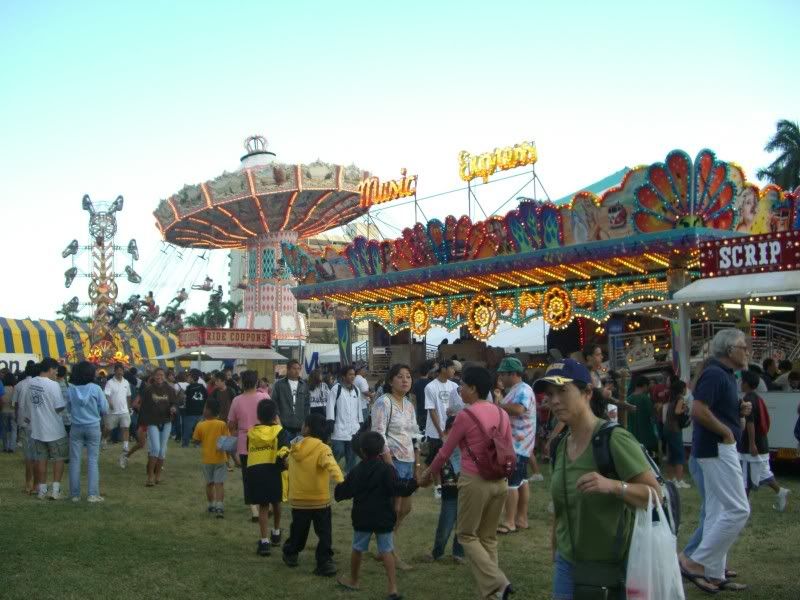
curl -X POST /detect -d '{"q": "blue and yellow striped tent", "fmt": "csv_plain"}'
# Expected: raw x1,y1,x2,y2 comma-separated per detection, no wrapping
0,317,184,367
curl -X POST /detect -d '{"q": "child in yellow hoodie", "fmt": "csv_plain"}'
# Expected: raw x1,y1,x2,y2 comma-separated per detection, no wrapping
247,399,290,557
282,412,344,576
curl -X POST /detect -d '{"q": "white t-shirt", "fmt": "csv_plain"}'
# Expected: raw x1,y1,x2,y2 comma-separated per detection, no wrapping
353,374,370,411
326,383,363,441
288,378,299,410
14,377,34,430
424,378,460,439
29,376,67,442
104,377,131,414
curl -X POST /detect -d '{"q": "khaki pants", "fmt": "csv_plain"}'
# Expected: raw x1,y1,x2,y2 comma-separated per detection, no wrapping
457,472,510,599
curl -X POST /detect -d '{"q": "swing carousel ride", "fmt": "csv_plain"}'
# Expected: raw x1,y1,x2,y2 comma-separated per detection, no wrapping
152,135,375,344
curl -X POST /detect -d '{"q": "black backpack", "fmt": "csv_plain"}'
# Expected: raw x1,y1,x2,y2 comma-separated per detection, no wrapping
551,421,681,534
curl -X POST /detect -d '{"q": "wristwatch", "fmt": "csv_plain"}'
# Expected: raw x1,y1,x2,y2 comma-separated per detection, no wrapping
619,482,628,499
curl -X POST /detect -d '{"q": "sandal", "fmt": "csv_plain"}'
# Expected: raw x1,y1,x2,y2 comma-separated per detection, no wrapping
145,481,155,487
725,569,738,579
336,576,360,591
496,525,517,535
681,569,719,594
717,580,747,592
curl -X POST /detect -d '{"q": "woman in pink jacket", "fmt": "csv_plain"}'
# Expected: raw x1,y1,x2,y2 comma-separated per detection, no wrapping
421,366,514,600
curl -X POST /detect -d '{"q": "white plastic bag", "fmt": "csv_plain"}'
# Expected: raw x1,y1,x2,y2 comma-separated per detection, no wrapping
625,488,685,600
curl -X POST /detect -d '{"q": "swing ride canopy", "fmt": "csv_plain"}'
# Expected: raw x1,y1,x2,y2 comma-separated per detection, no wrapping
152,137,372,249
285,146,800,340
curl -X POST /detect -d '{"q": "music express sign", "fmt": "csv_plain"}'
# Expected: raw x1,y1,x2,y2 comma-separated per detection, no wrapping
700,231,800,278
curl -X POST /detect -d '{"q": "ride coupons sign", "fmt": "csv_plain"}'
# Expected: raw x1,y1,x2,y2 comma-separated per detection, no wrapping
178,327,272,348
699,230,800,278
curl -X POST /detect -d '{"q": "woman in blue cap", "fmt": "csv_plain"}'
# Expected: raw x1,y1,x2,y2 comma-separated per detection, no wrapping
536,359,659,600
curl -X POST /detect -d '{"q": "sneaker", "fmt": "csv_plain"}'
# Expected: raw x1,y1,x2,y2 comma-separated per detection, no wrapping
215,508,224,519
452,555,466,565
528,473,544,482
271,529,282,545
50,489,62,501
119,453,128,469
71,496,80,503
257,541,271,556
677,480,691,489
313,561,337,577
282,553,299,568
36,490,47,500
420,553,441,563
434,486,442,499
208,506,216,514
87,495,105,503
775,488,790,512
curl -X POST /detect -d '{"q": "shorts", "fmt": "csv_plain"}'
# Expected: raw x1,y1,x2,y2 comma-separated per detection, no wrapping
392,458,415,480
353,530,393,554
425,437,443,466
740,453,775,492
32,436,69,461
507,453,529,489
663,429,685,466
19,428,37,461
104,412,131,430
202,463,227,484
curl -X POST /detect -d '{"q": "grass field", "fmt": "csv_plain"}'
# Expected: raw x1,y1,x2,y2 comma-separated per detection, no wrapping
1,443,798,599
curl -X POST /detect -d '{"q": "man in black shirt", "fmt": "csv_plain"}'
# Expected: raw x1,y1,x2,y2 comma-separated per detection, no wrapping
182,370,208,447
680,329,752,593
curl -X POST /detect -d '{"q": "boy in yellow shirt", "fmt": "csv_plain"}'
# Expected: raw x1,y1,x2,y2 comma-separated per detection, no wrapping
192,399,230,518
282,413,344,576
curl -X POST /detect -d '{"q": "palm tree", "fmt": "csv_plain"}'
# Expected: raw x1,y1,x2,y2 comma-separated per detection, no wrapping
184,312,207,327
757,120,800,190
221,300,243,328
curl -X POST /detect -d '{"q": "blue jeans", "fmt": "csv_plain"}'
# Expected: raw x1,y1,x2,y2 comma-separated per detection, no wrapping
182,415,202,447
683,454,705,557
147,423,172,459
552,552,574,600
332,439,358,474
0,414,16,451
173,410,183,440
432,496,464,559
69,423,101,497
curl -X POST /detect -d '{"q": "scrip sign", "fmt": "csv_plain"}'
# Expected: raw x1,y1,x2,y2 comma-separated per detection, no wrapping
700,231,800,278
178,327,272,348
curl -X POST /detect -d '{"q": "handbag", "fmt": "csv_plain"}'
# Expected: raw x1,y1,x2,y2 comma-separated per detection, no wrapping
561,439,625,600
216,435,238,453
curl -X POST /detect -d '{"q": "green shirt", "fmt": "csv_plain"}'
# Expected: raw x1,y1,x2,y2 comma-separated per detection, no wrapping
625,392,658,451
551,420,650,564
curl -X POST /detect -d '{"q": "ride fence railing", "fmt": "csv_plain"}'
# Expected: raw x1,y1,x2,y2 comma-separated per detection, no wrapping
608,320,800,371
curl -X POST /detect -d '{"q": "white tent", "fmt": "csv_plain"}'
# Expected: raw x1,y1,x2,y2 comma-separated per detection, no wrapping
153,346,288,361
672,271,800,302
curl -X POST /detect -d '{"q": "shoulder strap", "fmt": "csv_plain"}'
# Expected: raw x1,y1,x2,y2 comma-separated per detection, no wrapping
591,420,620,479
386,397,393,437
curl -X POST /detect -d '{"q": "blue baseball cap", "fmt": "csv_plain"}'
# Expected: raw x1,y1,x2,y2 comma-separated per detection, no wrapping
533,358,592,393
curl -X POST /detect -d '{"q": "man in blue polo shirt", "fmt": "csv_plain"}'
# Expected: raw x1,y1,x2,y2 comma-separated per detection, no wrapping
680,329,752,593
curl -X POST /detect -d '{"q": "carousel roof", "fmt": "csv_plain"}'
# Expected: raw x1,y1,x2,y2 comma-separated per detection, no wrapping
153,137,371,248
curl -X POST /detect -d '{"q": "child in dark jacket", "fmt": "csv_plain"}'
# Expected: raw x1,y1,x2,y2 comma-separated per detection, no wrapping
428,416,464,562
334,431,417,600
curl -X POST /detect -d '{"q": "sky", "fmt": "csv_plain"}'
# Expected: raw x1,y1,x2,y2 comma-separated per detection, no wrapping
1,0,798,347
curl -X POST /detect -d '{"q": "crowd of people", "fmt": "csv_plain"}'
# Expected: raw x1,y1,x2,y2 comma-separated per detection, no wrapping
0,328,798,599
